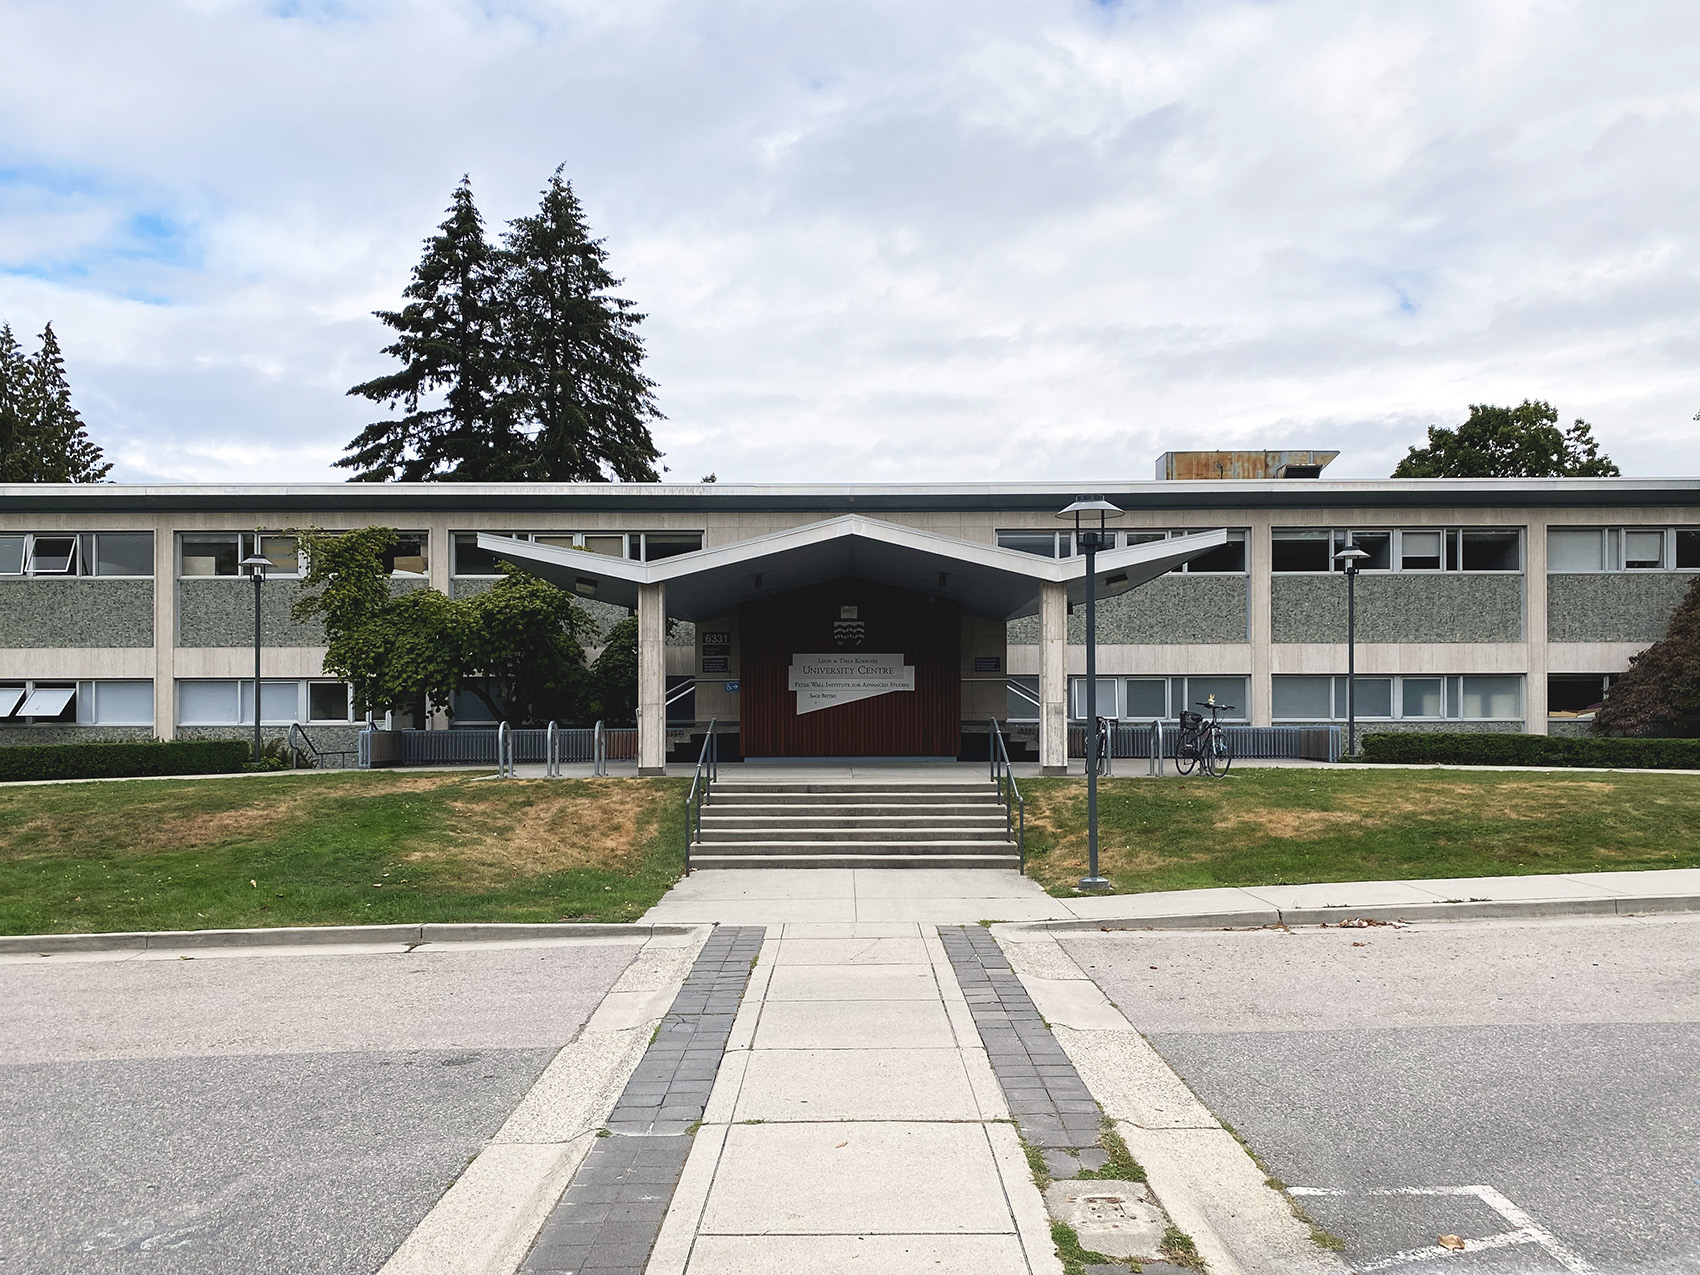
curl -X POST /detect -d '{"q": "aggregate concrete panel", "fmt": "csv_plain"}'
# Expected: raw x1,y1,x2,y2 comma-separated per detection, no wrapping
1548,571,1694,643
1271,572,1523,643
1007,574,1248,645
177,576,327,647
0,578,153,647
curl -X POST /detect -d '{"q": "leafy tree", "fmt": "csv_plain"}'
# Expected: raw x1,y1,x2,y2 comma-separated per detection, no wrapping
1392,401,1619,478
592,615,640,725
1591,577,1700,737
294,527,593,724
0,322,111,483
340,178,519,482
497,168,663,482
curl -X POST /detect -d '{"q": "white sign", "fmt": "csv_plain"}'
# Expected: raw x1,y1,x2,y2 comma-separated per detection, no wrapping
788,652,915,714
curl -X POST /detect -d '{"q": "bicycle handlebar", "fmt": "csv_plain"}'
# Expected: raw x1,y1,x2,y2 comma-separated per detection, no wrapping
1195,701,1237,713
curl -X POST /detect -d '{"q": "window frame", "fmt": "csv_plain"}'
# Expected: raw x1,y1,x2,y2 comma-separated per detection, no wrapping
450,530,706,577
1272,527,1524,574
0,531,154,579
1271,673,1523,721
1548,525,1700,574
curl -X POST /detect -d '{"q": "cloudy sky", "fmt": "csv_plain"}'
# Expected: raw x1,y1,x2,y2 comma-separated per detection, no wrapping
2,0,1698,485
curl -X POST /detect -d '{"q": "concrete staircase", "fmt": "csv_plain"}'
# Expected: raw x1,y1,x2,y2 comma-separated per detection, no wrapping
691,780,1021,869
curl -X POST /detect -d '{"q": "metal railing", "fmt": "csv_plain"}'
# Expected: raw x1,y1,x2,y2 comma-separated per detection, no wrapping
1067,722,1341,765
289,723,358,770
988,719,1026,873
683,718,720,874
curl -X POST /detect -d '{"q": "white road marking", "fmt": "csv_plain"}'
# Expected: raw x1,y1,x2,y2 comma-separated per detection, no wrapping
1288,1185,1598,1275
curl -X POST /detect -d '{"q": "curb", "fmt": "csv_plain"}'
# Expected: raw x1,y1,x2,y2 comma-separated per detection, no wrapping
1008,892,1700,933
0,920,701,956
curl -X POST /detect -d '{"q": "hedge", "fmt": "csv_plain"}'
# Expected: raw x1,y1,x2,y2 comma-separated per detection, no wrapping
1360,732,1700,770
0,739,253,783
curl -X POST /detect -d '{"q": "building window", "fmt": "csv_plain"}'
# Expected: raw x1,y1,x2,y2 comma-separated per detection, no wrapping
179,531,427,578
1066,675,1248,721
1273,528,1522,573
451,531,705,576
1548,526,1700,573
1549,674,1611,719
1273,674,1522,720
0,532,153,578
0,681,91,724
996,529,1247,572
177,679,355,726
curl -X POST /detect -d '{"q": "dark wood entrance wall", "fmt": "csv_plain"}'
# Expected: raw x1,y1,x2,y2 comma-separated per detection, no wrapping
739,578,962,757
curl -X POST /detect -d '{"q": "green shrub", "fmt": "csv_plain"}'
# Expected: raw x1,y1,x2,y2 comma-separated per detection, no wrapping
1360,732,1700,770
0,739,253,783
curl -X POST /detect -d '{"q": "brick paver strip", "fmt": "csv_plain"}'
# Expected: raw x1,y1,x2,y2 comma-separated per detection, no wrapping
521,925,766,1275
937,924,1111,1179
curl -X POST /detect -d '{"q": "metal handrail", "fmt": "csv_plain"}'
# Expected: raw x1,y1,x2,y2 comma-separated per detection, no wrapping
288,722,357,770
988,719,1026,874
683,719,719,875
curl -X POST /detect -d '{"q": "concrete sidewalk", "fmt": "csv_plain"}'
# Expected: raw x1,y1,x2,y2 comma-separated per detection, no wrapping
641,866,1700,927
643,921,1056,1275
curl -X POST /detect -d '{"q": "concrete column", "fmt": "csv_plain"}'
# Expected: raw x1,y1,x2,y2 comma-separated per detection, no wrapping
427,521,452,729
1039,580,1068,775
637,582,667,775
1524,518,1549,734
1247,513,1274,727
152,527,177,740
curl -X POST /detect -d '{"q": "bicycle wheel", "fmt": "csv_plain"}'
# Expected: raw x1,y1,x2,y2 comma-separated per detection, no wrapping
1174,733,1198,776
1210,728,1234,776
1199,730,1217,777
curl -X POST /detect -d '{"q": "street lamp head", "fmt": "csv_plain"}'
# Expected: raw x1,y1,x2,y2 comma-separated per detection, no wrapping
1334,545,1371,574
1057,497,1124,552
240,554,271,580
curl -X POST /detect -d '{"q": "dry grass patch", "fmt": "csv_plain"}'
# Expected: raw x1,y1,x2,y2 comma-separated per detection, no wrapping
405,779,664,884
1213,808,1370,839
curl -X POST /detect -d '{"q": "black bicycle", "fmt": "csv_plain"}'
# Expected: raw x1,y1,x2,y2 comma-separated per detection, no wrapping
1174,699,1235,777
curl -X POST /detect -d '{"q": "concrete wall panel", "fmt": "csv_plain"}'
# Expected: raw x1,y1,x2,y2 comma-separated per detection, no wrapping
1547,573,1695,643
1272,574,1523,644
1007,575,1248,645
0,580,153,648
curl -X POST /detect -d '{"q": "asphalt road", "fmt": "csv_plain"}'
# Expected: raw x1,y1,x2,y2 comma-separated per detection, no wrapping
0,941,640,1275
1061,915,1700,1274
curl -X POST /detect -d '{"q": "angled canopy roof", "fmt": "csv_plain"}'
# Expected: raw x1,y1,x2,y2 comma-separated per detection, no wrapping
479,516,1228,621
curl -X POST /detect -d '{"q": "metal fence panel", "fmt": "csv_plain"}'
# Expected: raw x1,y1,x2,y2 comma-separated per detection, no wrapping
1067,722,1340,762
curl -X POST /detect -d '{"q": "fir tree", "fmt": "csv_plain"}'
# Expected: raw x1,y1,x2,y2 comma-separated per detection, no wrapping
0,321,111,483
496,168,663,481
340,177,519,481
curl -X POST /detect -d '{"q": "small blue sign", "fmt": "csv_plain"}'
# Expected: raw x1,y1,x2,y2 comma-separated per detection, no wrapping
724,681,740,692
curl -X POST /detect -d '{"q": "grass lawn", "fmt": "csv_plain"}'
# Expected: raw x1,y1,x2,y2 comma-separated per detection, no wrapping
0,771,687,935
1019,768,1700,897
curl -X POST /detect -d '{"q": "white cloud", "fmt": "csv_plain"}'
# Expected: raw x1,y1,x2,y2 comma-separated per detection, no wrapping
1,0,1698,484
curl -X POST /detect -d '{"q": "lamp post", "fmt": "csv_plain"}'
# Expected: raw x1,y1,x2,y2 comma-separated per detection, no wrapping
240,554,270,764
1334,544,1370,757
1058,496,1124,891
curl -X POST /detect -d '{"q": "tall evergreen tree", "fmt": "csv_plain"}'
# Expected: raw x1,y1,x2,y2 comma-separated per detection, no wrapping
497,169,663,481
340,177,520,481
0,321,111,483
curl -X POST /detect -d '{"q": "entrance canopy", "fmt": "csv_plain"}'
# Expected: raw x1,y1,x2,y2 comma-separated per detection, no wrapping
479,516,1228,621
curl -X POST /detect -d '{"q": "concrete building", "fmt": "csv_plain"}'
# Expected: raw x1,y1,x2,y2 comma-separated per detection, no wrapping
2,470,1696,766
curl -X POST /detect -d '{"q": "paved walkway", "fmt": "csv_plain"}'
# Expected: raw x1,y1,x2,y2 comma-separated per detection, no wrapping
642,865,1700,927
643,920,1054,1275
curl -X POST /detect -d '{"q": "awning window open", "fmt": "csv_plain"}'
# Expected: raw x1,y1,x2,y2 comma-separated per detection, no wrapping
19,686,75,717
0,688,23,718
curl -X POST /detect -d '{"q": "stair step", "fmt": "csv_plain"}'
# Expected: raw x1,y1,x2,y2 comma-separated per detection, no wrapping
691,854,1023,870
692,839,1018,853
